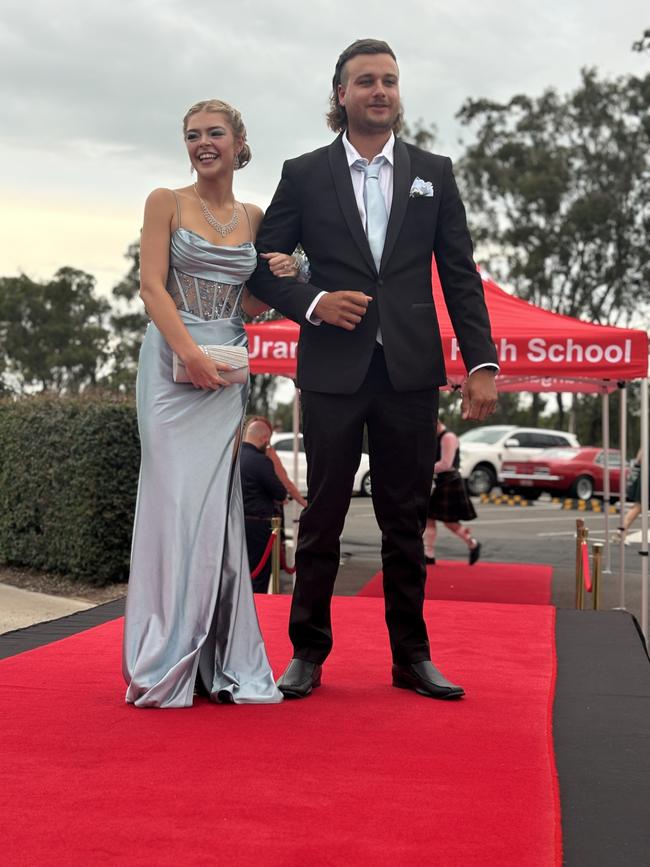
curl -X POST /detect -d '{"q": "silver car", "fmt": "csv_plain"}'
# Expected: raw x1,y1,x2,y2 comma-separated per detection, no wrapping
270,433,372,497
459,425,580,496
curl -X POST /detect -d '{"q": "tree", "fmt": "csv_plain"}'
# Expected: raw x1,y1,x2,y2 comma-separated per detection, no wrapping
632,29,650,53
455,68,650,327
0,268,111,393
269,397,295,432
106,242,148,390
402,118,437,151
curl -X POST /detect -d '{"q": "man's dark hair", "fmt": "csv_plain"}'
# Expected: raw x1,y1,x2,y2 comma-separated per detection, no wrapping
326,38,403,134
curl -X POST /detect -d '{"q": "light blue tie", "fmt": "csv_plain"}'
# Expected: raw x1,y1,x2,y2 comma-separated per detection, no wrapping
354,156,388,271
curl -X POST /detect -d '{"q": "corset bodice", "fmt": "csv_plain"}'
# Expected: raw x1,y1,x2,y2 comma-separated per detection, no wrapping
166,228,257,320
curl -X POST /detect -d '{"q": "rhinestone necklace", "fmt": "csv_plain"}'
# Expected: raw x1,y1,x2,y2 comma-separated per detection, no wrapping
193,184,240,237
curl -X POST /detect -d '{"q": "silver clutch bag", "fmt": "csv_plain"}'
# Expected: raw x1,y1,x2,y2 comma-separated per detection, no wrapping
172,344,249,384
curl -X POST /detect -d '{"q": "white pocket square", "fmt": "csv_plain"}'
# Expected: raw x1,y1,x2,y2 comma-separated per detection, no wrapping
409,177,434,197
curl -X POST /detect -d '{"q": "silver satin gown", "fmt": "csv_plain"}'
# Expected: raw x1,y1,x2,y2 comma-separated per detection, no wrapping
122,227,282,707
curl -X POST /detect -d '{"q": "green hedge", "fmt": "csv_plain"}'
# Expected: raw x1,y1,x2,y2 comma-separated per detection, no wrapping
0,393,140,585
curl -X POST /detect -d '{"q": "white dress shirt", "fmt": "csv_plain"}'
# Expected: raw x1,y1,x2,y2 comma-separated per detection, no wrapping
304,131,497,378
343,131,395,231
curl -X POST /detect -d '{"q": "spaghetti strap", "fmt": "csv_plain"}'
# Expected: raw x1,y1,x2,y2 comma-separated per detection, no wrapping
240,203,253,241
171,190,182,229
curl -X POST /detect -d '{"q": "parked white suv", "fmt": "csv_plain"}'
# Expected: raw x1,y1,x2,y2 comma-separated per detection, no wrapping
270,433,372,497
459,425,580,495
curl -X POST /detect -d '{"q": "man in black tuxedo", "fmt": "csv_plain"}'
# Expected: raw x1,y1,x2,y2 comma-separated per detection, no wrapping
249,38,498,700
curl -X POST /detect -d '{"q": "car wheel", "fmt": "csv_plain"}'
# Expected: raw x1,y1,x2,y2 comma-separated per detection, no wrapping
468,464,496,496
571,475,594,501
360,472,372,497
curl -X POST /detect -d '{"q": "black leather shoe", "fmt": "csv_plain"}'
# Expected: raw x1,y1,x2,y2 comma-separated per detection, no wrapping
392,660,465,699
425,556,436,565
469,542,481,565
276,658,322,699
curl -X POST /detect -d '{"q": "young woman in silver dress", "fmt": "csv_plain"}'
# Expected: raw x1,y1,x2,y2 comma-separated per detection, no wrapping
122,100,295,707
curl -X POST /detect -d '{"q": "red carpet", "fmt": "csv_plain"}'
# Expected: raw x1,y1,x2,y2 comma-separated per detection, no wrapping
359,561,553,605
0,596,561,866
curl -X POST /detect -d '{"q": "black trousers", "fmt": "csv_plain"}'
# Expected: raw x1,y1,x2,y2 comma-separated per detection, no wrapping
292,345,438,664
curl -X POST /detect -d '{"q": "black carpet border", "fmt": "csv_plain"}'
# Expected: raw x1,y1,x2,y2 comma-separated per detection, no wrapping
554,609,650,866
0,597,125,660
2,602,649,866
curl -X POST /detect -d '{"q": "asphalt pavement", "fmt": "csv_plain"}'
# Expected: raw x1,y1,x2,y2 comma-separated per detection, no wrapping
333,495,647,625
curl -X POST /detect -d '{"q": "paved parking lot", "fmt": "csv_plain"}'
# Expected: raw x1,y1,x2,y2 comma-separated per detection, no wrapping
332,496,647,624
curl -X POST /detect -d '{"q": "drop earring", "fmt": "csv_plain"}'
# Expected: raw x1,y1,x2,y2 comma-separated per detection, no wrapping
190,163,195,175
233,153,240,170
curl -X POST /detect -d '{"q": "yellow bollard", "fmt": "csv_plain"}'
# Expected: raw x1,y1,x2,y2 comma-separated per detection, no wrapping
270,516,282,594
592,542,603,610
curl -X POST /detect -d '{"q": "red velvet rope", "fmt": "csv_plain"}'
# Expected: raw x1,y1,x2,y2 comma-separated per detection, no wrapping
249,528,297,579
250,531,276,579
582,541,592,592
280,550,296,575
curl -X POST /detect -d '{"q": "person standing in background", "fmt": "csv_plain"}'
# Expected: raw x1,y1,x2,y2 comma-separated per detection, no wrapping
617,448,646,541
423,420,481,565
245,416,308,509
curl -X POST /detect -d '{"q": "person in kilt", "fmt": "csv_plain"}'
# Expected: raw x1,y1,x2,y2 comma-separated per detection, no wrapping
423,420,481,566
617,448,647,541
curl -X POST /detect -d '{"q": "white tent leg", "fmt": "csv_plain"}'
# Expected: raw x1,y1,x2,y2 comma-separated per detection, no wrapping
289,385,301,588
617,383,627,610
602,390,611,573
640,378,648,641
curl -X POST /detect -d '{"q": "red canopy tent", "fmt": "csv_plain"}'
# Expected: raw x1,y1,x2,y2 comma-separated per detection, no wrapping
246,263,648,386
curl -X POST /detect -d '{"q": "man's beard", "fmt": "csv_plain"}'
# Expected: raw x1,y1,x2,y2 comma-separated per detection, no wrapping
355,101,402,134
359,111,398,134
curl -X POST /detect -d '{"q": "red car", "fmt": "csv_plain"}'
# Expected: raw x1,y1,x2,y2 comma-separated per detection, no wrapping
499,447,627,501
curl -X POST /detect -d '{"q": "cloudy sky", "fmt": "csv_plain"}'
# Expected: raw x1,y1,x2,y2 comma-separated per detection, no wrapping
1,0,647,298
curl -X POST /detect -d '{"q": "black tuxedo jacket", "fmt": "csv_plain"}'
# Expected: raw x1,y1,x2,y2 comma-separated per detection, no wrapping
248,134,498,394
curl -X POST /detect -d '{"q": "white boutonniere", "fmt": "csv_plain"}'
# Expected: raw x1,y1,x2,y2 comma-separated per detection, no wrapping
409,177,434,197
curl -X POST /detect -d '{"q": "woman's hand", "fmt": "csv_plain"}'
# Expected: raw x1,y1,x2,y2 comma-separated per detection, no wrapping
181,346,234,390
261,251,299,278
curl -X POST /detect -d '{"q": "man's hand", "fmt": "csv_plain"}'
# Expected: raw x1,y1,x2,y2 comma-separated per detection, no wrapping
461,368,498,421
313,291,372,331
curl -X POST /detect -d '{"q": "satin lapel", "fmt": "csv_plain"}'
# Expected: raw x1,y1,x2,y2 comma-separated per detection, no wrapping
328,136,376,274
380,138,411,273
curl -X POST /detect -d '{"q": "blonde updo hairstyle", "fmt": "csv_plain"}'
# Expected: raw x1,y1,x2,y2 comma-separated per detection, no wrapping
182,99,252,169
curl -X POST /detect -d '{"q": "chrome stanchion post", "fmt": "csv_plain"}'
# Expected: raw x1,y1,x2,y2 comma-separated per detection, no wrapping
290,386,301,589
592,542,603,610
